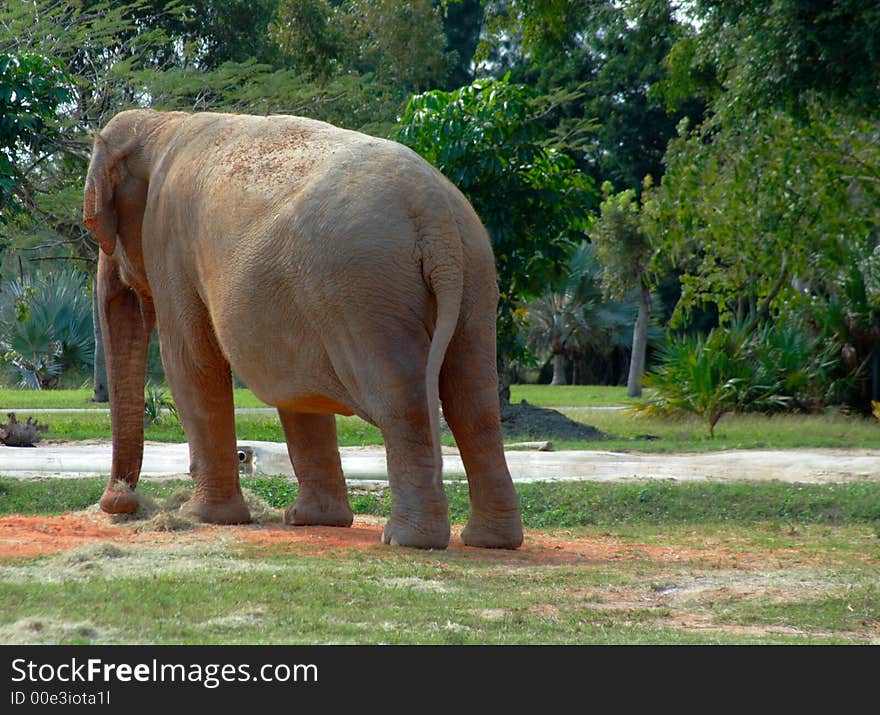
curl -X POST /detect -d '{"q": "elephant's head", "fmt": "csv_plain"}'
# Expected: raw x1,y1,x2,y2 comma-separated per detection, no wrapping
83,109,183,296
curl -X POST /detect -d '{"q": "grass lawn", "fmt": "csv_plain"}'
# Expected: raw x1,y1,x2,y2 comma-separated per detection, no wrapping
554,409,880,451
3,385,879,450
509,384,634,406
2,383,879,645
0,388,107,409
1,477,878,645
0,384,634,409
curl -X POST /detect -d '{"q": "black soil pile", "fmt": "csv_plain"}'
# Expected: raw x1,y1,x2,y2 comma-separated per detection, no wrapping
499,400,608,442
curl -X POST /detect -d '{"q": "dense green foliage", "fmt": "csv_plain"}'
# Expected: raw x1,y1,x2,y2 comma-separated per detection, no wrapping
662,0,880,117
0,53,69,220
1,0,878,414
397,77,596,382
646,1,880,411
0,269,94,388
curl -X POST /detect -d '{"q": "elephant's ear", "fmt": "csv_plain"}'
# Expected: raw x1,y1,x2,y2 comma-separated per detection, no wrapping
83,134,124,256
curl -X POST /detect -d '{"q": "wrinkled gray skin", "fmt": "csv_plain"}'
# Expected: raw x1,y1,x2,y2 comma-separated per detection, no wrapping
82,109,523,549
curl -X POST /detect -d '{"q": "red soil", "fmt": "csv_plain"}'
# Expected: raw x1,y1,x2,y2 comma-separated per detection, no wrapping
0,512,785,568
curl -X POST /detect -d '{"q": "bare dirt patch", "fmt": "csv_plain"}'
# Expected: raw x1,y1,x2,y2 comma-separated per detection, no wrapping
0,509,787,570
2,508,877,642
0,514,134,560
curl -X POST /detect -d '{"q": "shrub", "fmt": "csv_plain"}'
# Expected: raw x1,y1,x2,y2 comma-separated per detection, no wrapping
637,329,751,437
637,314,838,437
144,384,178,427
0,269,94,389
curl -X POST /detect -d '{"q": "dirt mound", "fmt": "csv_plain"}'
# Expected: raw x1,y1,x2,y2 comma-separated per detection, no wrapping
500,400,607,441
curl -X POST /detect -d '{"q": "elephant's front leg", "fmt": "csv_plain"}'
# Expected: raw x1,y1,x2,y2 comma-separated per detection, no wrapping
158,312,250,524
279,410,353,527
97,253,154,515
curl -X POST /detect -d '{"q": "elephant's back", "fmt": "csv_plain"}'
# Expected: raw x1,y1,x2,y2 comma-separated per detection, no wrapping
161,113,375,200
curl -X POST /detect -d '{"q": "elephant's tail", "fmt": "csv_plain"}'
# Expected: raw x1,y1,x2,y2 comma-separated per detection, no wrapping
419,191,464,487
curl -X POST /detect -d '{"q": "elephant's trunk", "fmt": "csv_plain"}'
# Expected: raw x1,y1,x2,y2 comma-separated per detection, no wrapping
97,252,155,514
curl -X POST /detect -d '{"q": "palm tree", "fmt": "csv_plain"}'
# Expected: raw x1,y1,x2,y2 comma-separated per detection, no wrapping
0,269,94,389
527,241,643,385
590,184,656,396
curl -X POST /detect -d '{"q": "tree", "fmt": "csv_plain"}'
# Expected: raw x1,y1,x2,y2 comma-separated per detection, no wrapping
648,0,880,410
0,53,69,222
662,0,880,119
2,1,189,397
590,181,657,396
396,77,597,401
441,0,484,90
652,1,880,331
479,0,703,194
526,242,597,385
526,240,643,386
650,105,880,328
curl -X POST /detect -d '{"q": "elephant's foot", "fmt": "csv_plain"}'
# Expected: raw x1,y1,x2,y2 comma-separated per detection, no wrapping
99,482,140,515
180,492,251,525
284,491,353,527
381,514,450,550
461,510,523,549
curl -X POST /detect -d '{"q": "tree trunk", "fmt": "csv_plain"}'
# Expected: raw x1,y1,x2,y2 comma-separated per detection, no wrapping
550,353,568,385
92,277,109,403
626,288,651,398
497,355,511,406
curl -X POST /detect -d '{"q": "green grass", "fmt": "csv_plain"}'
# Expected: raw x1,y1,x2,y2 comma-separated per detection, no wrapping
718,583,880,633
0,388,104,409
0,385,632,410
555,409,880,451
509,384,633,406
2,476,879,644
3,386,879,451
5,476,880,527
5,552,854,645
14,412,382,445
0,547,789,645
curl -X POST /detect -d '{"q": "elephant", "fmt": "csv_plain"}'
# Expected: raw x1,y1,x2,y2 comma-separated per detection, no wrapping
82,109,523,550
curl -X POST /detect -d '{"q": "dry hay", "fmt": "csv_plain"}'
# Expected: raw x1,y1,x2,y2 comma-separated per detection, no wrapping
0,540,286,585
105,485,282,531
0,617,116,645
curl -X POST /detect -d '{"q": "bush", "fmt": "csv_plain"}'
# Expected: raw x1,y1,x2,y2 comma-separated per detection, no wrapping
638,329,751,437
144,383,178,427
637,314,841,436
0,269,94,389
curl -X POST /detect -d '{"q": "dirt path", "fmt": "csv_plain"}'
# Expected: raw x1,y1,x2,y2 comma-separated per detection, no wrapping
3,441,880,483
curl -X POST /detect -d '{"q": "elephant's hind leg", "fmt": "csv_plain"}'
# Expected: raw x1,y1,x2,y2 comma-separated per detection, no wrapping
364,360,449,549
279,410,353,527
353,359,449,548
378,401,451,550
157,303,250,524
440,324,523,549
